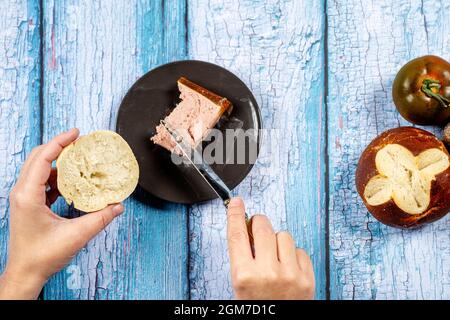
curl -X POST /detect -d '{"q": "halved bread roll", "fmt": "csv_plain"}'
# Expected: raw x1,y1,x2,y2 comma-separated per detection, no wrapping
56,130,139,212
356,127,450,228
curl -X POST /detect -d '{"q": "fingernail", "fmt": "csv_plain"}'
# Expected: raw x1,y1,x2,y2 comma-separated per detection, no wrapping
228,197,244,208
112,204,124,216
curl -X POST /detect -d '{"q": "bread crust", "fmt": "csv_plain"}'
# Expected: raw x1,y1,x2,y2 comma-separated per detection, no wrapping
355,127,450,228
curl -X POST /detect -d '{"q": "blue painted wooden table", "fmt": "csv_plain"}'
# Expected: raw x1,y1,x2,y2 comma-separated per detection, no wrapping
0,0,449,300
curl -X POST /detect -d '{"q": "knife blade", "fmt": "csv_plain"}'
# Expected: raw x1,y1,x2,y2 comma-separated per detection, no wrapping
161,119,253,241
161,119,232,204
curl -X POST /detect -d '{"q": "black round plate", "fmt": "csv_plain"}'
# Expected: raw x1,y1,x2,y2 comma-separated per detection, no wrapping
116,60,261,204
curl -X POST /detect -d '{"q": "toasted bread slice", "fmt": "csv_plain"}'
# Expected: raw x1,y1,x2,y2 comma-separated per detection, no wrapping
56,130,139,212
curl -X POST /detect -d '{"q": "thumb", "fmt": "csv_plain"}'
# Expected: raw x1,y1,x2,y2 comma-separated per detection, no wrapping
70,203,124,242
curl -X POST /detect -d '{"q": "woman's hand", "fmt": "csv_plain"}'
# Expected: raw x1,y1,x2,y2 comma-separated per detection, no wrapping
227,198,315,300
0,129,124,300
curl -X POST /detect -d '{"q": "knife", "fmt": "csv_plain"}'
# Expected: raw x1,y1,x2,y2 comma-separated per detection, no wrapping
161,120,253,242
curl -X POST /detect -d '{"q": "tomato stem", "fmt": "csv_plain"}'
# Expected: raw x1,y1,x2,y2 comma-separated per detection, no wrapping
421,79,450,108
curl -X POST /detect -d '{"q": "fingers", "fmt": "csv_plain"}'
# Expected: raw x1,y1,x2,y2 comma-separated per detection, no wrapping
252,215,277,262
227,198,253,266
296,249,315,281
296,249,315,299
25,128,79,191
276,231,298,266
17,145,44,182
70,204,124,243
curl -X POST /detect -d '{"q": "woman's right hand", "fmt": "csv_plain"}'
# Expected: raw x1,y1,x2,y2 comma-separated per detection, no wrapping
227,198,315,300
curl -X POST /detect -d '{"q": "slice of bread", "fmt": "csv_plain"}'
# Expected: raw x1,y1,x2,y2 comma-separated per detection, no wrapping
56,130,139,212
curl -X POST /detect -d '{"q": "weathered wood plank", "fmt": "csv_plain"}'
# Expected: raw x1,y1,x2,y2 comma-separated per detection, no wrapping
328,0,450,299
188,0,327,299
0,0,41,273
42,0,188,299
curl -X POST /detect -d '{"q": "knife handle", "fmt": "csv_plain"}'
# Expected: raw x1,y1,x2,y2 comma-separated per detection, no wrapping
245,212,254,245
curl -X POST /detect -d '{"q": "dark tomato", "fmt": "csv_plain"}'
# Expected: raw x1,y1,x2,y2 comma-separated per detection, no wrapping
392,55,450,125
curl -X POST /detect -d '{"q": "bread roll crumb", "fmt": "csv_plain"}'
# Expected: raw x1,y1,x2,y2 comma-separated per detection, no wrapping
56,130,139,212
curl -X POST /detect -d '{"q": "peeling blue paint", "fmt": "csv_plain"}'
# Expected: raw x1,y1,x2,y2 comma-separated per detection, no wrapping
0,0,449,300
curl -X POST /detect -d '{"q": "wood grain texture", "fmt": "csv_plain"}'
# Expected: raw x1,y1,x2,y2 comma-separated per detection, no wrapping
2,0,449,300
0,0,41,273
41,0,188,299
327,0,450,299
188,0,327,299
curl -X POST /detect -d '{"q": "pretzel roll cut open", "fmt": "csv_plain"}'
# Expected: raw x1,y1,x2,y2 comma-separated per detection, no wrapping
356,127,450,228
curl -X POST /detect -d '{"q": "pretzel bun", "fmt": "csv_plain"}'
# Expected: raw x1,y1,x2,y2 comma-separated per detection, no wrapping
356,127,450,228
57,130,139,212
